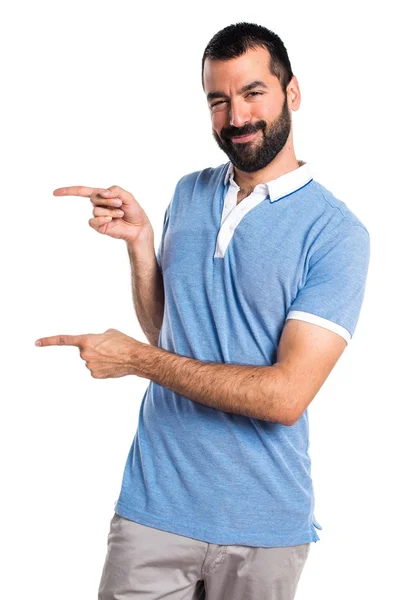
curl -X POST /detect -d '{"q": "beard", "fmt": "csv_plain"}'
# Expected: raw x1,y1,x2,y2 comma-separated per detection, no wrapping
212,95,292,173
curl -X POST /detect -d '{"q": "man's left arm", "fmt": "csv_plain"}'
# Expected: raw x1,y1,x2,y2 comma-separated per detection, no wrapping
35,319,346,426
128,319,347,426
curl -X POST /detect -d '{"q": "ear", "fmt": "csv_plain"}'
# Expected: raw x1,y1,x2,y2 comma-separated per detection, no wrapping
286,75,301,112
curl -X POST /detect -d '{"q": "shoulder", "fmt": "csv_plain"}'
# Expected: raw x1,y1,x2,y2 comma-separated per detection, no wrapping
176,163,229,191
306,179,369,237
292,178,370,270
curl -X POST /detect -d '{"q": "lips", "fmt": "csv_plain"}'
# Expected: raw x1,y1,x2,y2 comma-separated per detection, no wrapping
230,131,258,143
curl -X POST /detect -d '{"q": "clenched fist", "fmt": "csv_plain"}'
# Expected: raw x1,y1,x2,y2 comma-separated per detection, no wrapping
53,185,153,244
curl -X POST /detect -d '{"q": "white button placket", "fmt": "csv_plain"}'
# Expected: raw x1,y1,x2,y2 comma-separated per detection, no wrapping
214,182,269,259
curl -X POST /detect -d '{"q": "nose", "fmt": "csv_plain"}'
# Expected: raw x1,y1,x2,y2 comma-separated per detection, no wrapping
229,98,251,128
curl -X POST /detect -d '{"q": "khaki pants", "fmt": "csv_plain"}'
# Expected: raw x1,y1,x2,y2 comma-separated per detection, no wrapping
98,513,311,600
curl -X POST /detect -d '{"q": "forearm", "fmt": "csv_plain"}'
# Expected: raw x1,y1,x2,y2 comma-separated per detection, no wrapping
127,229,165,347
131,342,293,425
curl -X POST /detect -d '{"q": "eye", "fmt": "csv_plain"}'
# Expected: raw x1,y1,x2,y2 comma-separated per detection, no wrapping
210,100,227,108
246,91,263,98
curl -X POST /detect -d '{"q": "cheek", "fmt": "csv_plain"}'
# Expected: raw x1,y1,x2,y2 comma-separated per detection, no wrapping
264,98,285,120
253,104,273,121
211,112,227,133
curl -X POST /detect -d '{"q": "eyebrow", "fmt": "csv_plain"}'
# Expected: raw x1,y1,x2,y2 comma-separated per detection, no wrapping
207,80,268,102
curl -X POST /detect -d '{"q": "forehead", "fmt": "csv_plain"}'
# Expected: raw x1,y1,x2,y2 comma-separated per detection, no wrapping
203,46,276,93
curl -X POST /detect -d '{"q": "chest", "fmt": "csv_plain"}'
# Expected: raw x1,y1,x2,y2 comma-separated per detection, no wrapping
162,194,309,315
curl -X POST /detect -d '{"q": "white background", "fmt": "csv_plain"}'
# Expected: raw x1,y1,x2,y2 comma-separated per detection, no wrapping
1,1,399,598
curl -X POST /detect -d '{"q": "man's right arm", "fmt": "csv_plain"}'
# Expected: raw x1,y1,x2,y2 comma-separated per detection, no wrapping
126,227,165,347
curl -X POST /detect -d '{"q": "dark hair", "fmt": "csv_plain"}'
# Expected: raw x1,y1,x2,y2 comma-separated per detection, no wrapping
201,22,294,94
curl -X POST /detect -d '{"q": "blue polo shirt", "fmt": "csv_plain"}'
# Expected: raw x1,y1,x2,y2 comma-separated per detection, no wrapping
114,160,370,547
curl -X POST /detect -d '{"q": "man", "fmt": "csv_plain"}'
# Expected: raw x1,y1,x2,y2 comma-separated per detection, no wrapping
36,22,370,600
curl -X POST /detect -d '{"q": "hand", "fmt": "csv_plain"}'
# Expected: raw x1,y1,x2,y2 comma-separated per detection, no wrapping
35,328,145,379
53,184,153,243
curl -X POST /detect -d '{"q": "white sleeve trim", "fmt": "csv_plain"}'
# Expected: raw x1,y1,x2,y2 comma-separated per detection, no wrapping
285,310,351,344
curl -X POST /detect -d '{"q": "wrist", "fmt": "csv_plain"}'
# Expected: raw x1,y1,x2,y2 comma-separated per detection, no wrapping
126,225,154,251
128,338,157,378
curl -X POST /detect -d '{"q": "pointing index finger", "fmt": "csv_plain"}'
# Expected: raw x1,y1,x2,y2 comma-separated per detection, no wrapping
35,334,85,347
53,186,105,197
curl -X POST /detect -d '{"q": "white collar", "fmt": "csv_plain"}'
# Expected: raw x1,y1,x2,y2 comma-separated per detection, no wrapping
223,160,313,202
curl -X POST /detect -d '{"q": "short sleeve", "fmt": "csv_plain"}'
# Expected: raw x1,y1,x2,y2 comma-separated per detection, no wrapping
286,223,370,344
156,198,172,274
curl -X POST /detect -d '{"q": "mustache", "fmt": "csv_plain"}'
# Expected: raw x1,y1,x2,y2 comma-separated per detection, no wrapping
220,121,266,141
